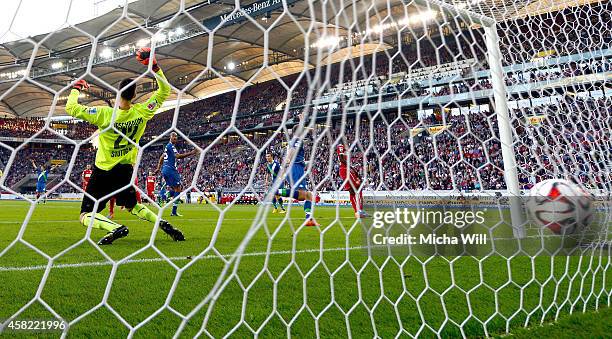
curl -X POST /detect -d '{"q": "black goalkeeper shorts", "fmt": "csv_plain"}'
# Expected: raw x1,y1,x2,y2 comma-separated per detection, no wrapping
81,164,138,214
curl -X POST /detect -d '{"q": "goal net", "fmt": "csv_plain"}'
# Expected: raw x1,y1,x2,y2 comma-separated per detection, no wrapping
0,0,610,337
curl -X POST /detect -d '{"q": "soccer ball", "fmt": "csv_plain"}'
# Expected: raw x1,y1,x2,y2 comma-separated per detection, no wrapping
525,179,593,235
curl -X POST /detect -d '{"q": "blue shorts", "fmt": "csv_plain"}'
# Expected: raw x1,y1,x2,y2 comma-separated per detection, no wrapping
162,167,181,187
289,163,307,190
36,183,46,193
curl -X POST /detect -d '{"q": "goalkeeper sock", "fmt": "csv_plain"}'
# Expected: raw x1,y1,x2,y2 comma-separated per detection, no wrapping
81,212,120,232
304,200,312,220
272,196,278,208
130,203,157,223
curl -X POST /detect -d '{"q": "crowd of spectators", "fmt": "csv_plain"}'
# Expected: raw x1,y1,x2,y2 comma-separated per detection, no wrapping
0,146,75,191
2,53,605,147
2,21,608,144
0,118,43,137
498,2,611,65
0,117,98,140
4,95,608,196
1,4,610,196
431,59,610,98
513,97,611,190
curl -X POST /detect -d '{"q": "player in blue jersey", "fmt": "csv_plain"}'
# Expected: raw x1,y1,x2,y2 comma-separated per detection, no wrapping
30,159,59,203
264,153,286,214
155,132,198,216
277,125,319,227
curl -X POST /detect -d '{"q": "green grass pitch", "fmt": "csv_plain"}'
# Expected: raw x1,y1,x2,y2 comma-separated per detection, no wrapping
0,200,609,338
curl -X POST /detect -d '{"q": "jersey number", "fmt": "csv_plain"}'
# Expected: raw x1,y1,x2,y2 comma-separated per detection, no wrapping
113,125,139,149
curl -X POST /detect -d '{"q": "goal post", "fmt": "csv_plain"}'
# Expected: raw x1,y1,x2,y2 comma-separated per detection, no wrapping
412,0,528,238
484,25,527,239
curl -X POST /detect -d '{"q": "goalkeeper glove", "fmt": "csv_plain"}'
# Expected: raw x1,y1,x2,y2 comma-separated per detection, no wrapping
136,47,160,72
73,79,90,91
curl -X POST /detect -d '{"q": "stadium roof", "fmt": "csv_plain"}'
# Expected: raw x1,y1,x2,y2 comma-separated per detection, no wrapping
0,0,601,117
0,0,406,117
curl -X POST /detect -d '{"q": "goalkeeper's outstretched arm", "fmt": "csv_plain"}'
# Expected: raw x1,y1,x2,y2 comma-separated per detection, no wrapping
135,47,170,121
66,47,170,126
137,68,170,120
65,80,110,127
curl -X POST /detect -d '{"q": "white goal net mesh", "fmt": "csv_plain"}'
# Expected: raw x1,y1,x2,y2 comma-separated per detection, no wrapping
0,0,610,337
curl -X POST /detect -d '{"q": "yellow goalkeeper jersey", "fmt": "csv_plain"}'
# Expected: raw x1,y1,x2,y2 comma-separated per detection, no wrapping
66,70,170,171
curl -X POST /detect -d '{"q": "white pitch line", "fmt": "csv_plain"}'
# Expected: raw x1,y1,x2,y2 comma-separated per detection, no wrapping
0,246,371,272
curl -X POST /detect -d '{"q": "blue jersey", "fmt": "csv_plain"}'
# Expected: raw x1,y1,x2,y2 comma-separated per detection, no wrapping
37,169,48,184
163,143,178,170
266,160,281,180
289,138,305,165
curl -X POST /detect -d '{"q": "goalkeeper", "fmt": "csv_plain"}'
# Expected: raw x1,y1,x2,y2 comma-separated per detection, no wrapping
65,47,185,245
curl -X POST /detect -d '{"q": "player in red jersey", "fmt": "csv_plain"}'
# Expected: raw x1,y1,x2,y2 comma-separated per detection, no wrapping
135,175,141,203
82,164,93,190
337,144,367,218
146,171,156,202
108,176,142,219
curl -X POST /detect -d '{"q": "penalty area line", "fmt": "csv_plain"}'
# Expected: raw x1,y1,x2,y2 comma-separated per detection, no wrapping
0,246,372,272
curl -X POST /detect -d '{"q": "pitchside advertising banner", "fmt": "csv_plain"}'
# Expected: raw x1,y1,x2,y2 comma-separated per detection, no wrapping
361,193,611,257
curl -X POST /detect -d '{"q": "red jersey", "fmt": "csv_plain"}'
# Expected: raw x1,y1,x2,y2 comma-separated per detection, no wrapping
146,176,156,191
336,144,348,167
82,169,92,187
337,144,361,190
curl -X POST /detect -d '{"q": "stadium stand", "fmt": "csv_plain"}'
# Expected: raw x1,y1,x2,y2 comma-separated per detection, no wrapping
2,94,610,195
0,5,610,196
